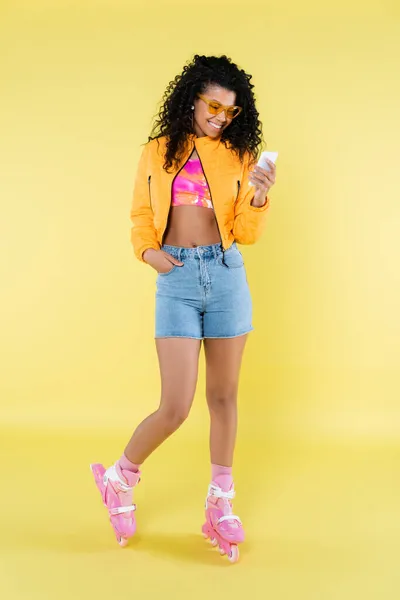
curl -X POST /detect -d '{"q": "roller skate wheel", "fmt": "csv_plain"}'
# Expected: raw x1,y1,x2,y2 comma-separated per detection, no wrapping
210,538,218,547
118,536,128,548
219,547,226,556
228,545,239,563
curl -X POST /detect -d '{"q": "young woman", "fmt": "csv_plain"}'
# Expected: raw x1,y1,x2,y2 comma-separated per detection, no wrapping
91,54,277,563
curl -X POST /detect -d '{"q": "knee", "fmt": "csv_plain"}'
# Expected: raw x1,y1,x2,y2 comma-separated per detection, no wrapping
207,388,237,414
158,402,191,432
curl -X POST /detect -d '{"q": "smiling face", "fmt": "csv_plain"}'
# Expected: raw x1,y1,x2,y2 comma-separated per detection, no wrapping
192,84,238,138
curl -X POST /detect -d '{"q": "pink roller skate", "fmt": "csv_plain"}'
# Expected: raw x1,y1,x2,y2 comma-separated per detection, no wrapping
202,481,244,563
90,462,140,547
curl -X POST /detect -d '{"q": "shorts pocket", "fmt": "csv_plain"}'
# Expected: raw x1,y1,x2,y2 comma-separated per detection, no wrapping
157,264,178,276
221,247,244,269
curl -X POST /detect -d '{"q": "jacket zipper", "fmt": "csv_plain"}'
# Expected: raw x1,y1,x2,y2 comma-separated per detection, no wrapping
148,175,152,211
236,180,240,202
195,145,224,249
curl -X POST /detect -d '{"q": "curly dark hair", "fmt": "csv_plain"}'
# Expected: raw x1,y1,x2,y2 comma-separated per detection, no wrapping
148,54,265,173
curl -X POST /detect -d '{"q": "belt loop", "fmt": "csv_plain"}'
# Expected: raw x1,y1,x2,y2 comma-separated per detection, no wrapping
178,248,182,261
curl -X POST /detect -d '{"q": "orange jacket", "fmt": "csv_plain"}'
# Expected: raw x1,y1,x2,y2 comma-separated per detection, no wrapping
130,133,271,262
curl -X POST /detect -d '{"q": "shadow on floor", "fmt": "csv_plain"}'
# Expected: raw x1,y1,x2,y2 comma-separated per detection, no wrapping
2,525,247,566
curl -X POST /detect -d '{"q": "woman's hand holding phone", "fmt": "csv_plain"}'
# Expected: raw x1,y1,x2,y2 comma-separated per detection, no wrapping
249,151,278,206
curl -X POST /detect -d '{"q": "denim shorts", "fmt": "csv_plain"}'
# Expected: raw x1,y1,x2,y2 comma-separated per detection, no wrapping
155,242,253,339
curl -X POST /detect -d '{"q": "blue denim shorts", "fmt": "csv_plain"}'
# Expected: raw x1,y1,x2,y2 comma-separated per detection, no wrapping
155,242,253,339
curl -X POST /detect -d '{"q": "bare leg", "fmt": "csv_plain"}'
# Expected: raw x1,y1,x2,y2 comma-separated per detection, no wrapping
123,338,201,465
204,335,248,467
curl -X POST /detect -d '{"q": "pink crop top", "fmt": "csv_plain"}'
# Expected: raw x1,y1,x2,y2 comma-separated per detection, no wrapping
171,154,213,209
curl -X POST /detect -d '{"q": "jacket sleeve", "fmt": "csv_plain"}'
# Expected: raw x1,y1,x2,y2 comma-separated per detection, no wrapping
233,152,271,245
129,142,161,262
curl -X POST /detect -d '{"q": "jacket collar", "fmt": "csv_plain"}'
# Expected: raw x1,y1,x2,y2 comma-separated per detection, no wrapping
187,132,220,145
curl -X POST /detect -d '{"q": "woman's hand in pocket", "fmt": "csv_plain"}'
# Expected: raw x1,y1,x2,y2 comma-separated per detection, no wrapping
142,249,184,274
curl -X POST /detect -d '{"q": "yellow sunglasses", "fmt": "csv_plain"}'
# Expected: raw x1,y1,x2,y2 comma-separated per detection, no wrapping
196,93,243,120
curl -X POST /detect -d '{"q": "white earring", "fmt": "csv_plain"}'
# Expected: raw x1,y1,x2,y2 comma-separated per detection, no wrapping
191,105,194,110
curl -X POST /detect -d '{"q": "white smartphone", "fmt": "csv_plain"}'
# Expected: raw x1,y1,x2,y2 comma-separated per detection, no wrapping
249,151,278,186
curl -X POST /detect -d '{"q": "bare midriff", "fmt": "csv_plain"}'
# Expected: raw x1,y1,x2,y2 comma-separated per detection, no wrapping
162,148,221,248
163,206,221,247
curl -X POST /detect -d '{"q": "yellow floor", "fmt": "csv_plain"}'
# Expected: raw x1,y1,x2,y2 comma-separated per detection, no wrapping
1,426,398,599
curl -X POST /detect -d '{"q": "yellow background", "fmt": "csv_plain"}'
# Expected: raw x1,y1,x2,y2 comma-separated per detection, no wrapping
1,0,399,598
